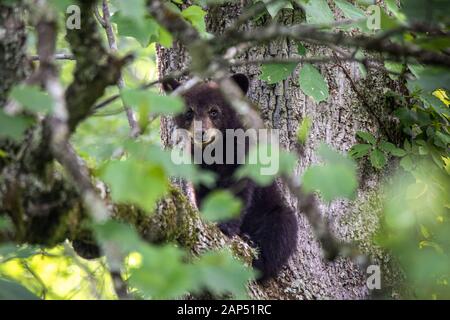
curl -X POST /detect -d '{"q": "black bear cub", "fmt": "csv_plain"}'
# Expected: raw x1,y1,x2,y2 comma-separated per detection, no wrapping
163,74,298,282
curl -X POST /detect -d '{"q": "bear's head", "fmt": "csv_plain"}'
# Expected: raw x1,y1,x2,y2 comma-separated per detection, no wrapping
162,74,249,146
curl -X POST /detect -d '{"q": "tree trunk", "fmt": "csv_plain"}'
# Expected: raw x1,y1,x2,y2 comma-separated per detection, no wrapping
158,3,403,299
0,2,28,107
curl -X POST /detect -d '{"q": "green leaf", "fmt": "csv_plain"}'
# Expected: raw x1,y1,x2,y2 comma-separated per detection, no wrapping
369,149,386,169
263,0,293,18
384,61,405,80
297,42,307,56
408,67,450,93
201,190,242,222
158,26,173,48
0,244,40,263
194,249,255,299
0,278,39,300
10,85,53,113
100,159,168,212
302,144,357,202
435,131,450,146
420,94,450,119
122,89,184,131
260,63,297,84
349,143,371,159
379,141,407,157
122,89,184,115
298,64,329,103
356,131,376,144
298,0,334,25
181,5,207,35
0,110,34,142
110,0,146,19
355,50,367,78
124,141,216,187
334,0,368,31
94,221,142,253
401,0,450,25
129,244,196,299
0,217,12,232
94,222,198,299
297,116,312,144
48,0,74,12
111,13,159,47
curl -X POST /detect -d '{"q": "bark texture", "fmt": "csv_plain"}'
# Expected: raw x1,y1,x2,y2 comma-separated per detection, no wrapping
0,2,28,107
158,3,403,299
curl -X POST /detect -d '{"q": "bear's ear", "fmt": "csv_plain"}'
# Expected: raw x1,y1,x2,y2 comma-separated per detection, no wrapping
162,78,181,93
230,73,249,95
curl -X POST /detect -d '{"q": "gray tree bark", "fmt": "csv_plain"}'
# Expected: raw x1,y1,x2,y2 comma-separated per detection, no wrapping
158,2,403,299
0,3,28,107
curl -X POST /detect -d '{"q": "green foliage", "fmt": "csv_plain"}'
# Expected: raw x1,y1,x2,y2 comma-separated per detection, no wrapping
0,278,39,300
297,42,307,56
95,221,254,299
260,0,293,18
297,0,334,25
376,162,450,299
298,64,329,103
350,131,407,170
369,149,386,170
121,88,184,132
201,190,242,222
0,245,116,299
302,144,357,202
260,63,297,84
109,0,174,47
181,5,208,36
400,0,450,25
100,158,168,213
193,249,255,299
297,116,312,144
111,13,159,48
0,110,34,142
124,141,216,186
10,85,54,114
334,0,368,32
110,0,146,19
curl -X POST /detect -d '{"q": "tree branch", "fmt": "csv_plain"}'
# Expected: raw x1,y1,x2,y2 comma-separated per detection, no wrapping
99,0,140,138
64,0,129,132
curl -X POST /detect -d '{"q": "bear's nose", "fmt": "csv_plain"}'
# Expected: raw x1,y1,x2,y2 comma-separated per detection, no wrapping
194,130,207,142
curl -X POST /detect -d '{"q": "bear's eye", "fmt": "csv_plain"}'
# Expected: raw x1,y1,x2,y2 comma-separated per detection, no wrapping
209,109,218,118
185,109,194,119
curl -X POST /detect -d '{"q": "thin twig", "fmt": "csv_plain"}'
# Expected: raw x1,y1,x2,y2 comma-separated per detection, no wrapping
100,0,140,138
30,53,75,61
